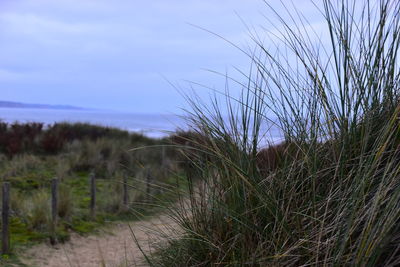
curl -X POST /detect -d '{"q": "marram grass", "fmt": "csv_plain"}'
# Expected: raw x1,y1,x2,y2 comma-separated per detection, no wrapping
148,0,400,266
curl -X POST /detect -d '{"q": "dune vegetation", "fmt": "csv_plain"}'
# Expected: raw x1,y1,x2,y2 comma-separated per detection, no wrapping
148,0,400,266
0,121,186,259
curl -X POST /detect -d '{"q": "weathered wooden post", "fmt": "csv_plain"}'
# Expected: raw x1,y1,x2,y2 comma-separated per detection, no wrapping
122,175,128,208
50,178,59,245
51,178,59,225
89,172,96,218
161,146,166,167
159,146,168,196
2,182,10,255
146,168,152,203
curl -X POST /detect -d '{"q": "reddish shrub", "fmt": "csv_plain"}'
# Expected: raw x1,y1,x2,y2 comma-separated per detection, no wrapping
41,132,65,154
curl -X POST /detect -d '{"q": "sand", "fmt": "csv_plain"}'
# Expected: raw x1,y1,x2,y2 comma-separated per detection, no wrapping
19,214,179,267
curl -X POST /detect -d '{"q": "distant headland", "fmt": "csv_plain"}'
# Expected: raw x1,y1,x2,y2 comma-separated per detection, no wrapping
0,100,87,110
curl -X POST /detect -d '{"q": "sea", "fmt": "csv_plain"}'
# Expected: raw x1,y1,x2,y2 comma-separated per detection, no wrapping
0,107,185,138
0,107,283,144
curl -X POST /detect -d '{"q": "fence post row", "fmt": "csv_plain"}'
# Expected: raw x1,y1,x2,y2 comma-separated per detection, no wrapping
1,172,132,250
2,182,10,255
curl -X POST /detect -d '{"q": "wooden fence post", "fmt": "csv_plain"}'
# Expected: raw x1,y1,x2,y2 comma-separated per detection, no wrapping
50,178,59,245
161,146,166,167
2,182,10,255
146,168,152,203
89,172,96,218
122,175,128,208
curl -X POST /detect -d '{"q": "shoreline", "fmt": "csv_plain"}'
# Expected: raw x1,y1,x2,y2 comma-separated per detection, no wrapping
0,107,185,139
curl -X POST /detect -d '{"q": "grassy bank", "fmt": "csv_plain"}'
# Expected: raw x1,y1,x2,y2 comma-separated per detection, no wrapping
149,0,400,266
0,122,186,261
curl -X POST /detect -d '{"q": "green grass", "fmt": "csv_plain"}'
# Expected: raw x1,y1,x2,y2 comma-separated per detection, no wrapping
0,122,187,265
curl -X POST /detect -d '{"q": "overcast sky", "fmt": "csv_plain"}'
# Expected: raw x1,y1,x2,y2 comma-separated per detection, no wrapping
0,0,322,113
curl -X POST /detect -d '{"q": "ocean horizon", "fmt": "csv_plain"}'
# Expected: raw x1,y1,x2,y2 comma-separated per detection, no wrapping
0,107,185,138
0,107,284,144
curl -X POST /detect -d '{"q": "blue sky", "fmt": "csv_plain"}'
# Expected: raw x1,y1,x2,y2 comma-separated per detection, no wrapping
0,0,321,113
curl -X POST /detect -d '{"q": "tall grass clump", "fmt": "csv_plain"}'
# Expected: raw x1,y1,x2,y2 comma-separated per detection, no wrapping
152,0,400,266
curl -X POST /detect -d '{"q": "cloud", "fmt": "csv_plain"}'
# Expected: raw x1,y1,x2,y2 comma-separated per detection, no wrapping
0,69,23,81
0,0,325,112
0,13,100,35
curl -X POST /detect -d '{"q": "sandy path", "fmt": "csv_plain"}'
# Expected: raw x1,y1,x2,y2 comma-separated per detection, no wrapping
19,214,180,267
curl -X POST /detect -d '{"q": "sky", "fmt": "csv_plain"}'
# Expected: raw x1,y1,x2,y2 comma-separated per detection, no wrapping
0,0,322,114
